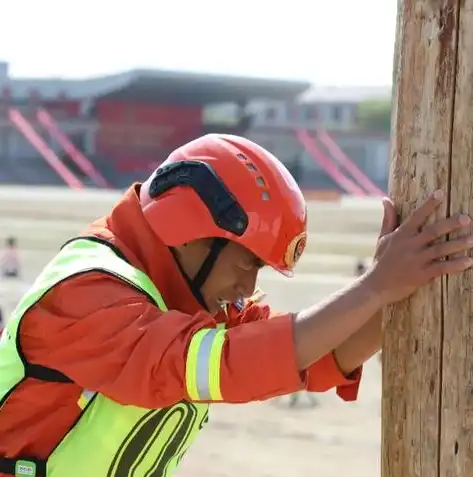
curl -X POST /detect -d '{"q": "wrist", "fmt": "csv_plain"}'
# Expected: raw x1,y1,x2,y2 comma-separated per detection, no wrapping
356,272,387,310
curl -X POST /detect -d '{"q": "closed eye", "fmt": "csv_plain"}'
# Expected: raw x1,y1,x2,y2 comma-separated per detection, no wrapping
237,262,252,272
237,258,265,272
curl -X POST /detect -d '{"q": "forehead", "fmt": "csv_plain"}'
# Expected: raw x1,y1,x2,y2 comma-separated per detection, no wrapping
227,241,259,261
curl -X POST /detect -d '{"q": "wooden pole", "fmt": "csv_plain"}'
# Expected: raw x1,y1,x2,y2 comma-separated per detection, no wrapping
382,1,473,476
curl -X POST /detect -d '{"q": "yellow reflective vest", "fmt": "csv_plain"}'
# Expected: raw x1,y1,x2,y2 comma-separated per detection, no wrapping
0,238,217,477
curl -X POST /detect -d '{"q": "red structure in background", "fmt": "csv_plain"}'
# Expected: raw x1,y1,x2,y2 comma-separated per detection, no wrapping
0,68,310,189
37,109,110,188
295,128,365,196
8,108,83,189
2,67,384,197
95,101,203,172
42,99,80,118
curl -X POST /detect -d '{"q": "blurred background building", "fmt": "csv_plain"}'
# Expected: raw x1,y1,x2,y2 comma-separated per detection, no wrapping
0,60,391,196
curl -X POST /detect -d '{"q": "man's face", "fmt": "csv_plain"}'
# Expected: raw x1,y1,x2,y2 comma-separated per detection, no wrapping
201,241,265,314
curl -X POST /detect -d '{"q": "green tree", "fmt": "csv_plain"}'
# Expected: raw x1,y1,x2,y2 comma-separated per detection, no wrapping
357,100,392,133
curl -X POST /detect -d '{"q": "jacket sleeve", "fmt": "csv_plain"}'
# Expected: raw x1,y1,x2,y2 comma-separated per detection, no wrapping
226,297,363,402
20,272,303,409
304,351,362,402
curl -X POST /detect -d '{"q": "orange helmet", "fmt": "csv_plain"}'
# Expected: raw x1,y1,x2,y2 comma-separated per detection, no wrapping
140,134,307,276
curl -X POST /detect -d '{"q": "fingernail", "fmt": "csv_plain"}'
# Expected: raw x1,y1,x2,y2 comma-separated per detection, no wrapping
434,190,444,200
459,215,471,225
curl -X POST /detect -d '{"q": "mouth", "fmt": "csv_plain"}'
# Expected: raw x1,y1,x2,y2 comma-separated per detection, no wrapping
217,294,244,309
206,294,244,313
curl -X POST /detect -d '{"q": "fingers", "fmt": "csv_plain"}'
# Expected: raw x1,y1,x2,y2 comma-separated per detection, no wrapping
423,234,473,261
399,190,445,234
379,197,399,238
427,256,473,277
416,214,471,245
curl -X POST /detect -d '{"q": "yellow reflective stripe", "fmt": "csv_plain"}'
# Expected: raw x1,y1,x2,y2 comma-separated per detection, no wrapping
186,330,207,400
186,328,227,401
77,389,96,410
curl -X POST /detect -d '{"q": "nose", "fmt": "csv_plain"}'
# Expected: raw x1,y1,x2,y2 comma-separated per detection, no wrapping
236,268,259,298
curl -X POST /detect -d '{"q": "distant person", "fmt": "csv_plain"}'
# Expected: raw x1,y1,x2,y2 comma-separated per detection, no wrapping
355,258,367,277
1,236,20,278
0,306,4,335
288,390,318,409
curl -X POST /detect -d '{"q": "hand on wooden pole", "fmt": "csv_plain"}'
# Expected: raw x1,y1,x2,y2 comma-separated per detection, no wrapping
365,190,473,306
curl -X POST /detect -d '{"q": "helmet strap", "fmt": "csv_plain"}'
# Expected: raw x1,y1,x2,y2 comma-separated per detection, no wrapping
192,238,227,290
171,238,228,310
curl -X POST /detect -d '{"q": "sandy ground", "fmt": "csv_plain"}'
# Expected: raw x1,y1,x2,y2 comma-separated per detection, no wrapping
178,356,381,477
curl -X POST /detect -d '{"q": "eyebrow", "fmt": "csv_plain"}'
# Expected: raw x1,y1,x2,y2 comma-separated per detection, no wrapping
254,258,265,268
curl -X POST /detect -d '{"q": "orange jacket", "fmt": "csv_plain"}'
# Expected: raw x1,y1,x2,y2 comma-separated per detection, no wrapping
0,184,361,462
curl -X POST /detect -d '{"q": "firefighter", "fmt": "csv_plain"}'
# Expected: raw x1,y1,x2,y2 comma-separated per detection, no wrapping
0,134,471,477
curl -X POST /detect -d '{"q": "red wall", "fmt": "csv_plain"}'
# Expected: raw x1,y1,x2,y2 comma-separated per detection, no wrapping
95,101,203,169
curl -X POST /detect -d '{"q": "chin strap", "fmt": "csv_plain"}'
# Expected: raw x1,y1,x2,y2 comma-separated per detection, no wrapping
171,238,228,310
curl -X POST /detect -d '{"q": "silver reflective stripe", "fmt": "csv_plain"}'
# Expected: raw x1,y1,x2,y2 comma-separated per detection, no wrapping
186,325,226,401
82,389,96,401
78,388,97,409
195,329,220,400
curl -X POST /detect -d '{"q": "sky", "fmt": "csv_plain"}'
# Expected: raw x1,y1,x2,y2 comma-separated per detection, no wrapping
0,0,398,86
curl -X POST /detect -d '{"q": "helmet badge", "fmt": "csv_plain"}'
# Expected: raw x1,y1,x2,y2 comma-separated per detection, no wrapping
284,232,307,269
